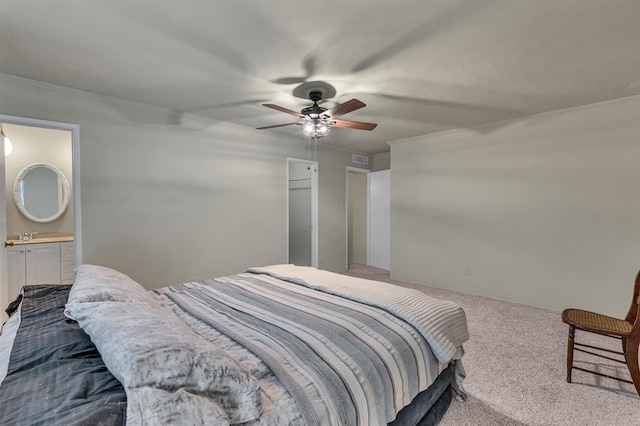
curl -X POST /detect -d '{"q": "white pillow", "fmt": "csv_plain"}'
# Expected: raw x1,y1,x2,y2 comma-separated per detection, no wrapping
65,301,262,425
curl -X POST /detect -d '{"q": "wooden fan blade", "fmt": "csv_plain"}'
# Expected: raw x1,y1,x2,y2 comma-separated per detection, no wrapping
256,122,300,130
262,104,303,118
331,119,377,131
325,99,366,118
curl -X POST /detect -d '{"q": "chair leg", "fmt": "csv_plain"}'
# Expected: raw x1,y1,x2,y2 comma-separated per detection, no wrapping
625,336,640,396
567,326,575,383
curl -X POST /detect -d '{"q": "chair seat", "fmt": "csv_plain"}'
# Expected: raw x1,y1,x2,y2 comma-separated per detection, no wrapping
562,271,640,396
562,308,633,336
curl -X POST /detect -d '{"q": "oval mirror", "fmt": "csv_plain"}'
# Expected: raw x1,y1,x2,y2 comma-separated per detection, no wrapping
14,163,71,223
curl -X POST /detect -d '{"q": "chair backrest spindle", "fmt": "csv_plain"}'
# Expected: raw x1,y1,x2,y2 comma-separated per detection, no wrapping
625,271,640,325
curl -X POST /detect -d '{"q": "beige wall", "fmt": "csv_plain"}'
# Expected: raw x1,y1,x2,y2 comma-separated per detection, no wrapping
0,74,370,290
316,148,372,269
390,96,640,317
4,124,73,236
373,151,390,171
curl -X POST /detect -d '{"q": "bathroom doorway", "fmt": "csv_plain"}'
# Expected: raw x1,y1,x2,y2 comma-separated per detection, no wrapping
0,115,81,320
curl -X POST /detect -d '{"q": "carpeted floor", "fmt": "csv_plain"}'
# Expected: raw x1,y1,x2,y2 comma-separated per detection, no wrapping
344,263,639,426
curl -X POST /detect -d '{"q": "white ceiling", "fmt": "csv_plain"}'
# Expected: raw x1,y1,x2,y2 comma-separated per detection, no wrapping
1,0,639,154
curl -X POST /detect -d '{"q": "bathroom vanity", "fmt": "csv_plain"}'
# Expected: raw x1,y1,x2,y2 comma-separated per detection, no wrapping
6,234,75,302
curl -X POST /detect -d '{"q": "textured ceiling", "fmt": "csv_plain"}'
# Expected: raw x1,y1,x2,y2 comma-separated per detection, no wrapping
1,0,639,154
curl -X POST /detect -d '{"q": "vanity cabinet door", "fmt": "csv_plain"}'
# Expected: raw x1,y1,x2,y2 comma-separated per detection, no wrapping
7,245,26,302
25,242,61,286
60,241,76,284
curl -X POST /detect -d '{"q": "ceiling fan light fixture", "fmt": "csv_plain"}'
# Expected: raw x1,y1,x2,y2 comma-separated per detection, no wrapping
302,117,330,138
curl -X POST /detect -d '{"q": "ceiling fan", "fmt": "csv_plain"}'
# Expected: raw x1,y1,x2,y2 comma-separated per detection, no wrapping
256,90,377,138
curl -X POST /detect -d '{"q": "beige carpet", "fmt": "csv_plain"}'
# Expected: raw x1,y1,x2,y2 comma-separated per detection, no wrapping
344,263,639,426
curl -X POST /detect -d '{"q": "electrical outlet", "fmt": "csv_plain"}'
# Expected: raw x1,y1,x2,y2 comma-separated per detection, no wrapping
465,268,472,276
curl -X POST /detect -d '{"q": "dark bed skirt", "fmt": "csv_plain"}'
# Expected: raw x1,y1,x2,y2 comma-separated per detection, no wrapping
390,365,453,426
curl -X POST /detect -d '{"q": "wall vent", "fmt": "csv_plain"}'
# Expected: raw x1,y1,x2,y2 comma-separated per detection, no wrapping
351,154,369,165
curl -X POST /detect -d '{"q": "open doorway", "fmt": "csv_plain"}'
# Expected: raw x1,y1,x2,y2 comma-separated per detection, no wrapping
287,158,318,267
0,115,81,321
346,167,370,270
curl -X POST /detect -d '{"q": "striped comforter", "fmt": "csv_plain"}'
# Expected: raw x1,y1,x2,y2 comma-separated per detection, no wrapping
155,265,468,425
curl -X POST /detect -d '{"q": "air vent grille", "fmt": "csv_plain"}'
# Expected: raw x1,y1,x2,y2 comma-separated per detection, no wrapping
351,154,369,165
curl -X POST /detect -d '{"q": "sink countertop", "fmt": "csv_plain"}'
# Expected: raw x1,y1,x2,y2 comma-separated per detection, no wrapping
6,232,74,246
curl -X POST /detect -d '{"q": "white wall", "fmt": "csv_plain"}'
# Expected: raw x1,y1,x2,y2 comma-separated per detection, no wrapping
373,151,390,171
316,147,372,269
0,74,370,289
390,96,640,316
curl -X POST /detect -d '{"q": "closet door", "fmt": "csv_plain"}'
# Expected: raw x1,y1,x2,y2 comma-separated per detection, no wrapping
369,170,390,270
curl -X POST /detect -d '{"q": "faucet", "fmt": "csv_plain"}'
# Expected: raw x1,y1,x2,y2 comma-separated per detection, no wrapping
15,232,38,241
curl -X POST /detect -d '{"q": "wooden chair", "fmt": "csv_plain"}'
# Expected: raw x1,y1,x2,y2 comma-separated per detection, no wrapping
561,270,640,395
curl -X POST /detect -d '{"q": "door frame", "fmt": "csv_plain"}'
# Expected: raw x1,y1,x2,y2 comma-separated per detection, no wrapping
286,158,318,267
0,115,82,318
345,166,370,270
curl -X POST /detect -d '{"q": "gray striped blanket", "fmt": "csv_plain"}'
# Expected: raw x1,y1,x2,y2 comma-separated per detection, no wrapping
247,265,469,365
155,265,468,425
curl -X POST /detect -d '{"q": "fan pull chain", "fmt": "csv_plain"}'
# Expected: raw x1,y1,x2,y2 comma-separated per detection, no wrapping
306,135,318,162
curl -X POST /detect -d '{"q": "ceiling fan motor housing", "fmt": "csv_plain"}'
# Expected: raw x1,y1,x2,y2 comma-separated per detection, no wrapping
308,91,322,102
301,91,328,117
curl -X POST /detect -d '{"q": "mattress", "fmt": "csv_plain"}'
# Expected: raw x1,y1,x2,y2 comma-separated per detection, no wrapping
0,264,468,425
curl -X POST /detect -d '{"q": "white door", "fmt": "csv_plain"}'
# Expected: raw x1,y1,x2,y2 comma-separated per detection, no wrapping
0,128,7,319
369,170,391,270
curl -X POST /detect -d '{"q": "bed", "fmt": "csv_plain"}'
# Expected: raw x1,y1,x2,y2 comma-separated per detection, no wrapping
0,264,469,426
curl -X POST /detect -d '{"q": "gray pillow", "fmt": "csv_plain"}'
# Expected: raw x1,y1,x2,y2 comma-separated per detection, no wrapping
65,300,262,425
127,387,230,426
65,264,163,318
